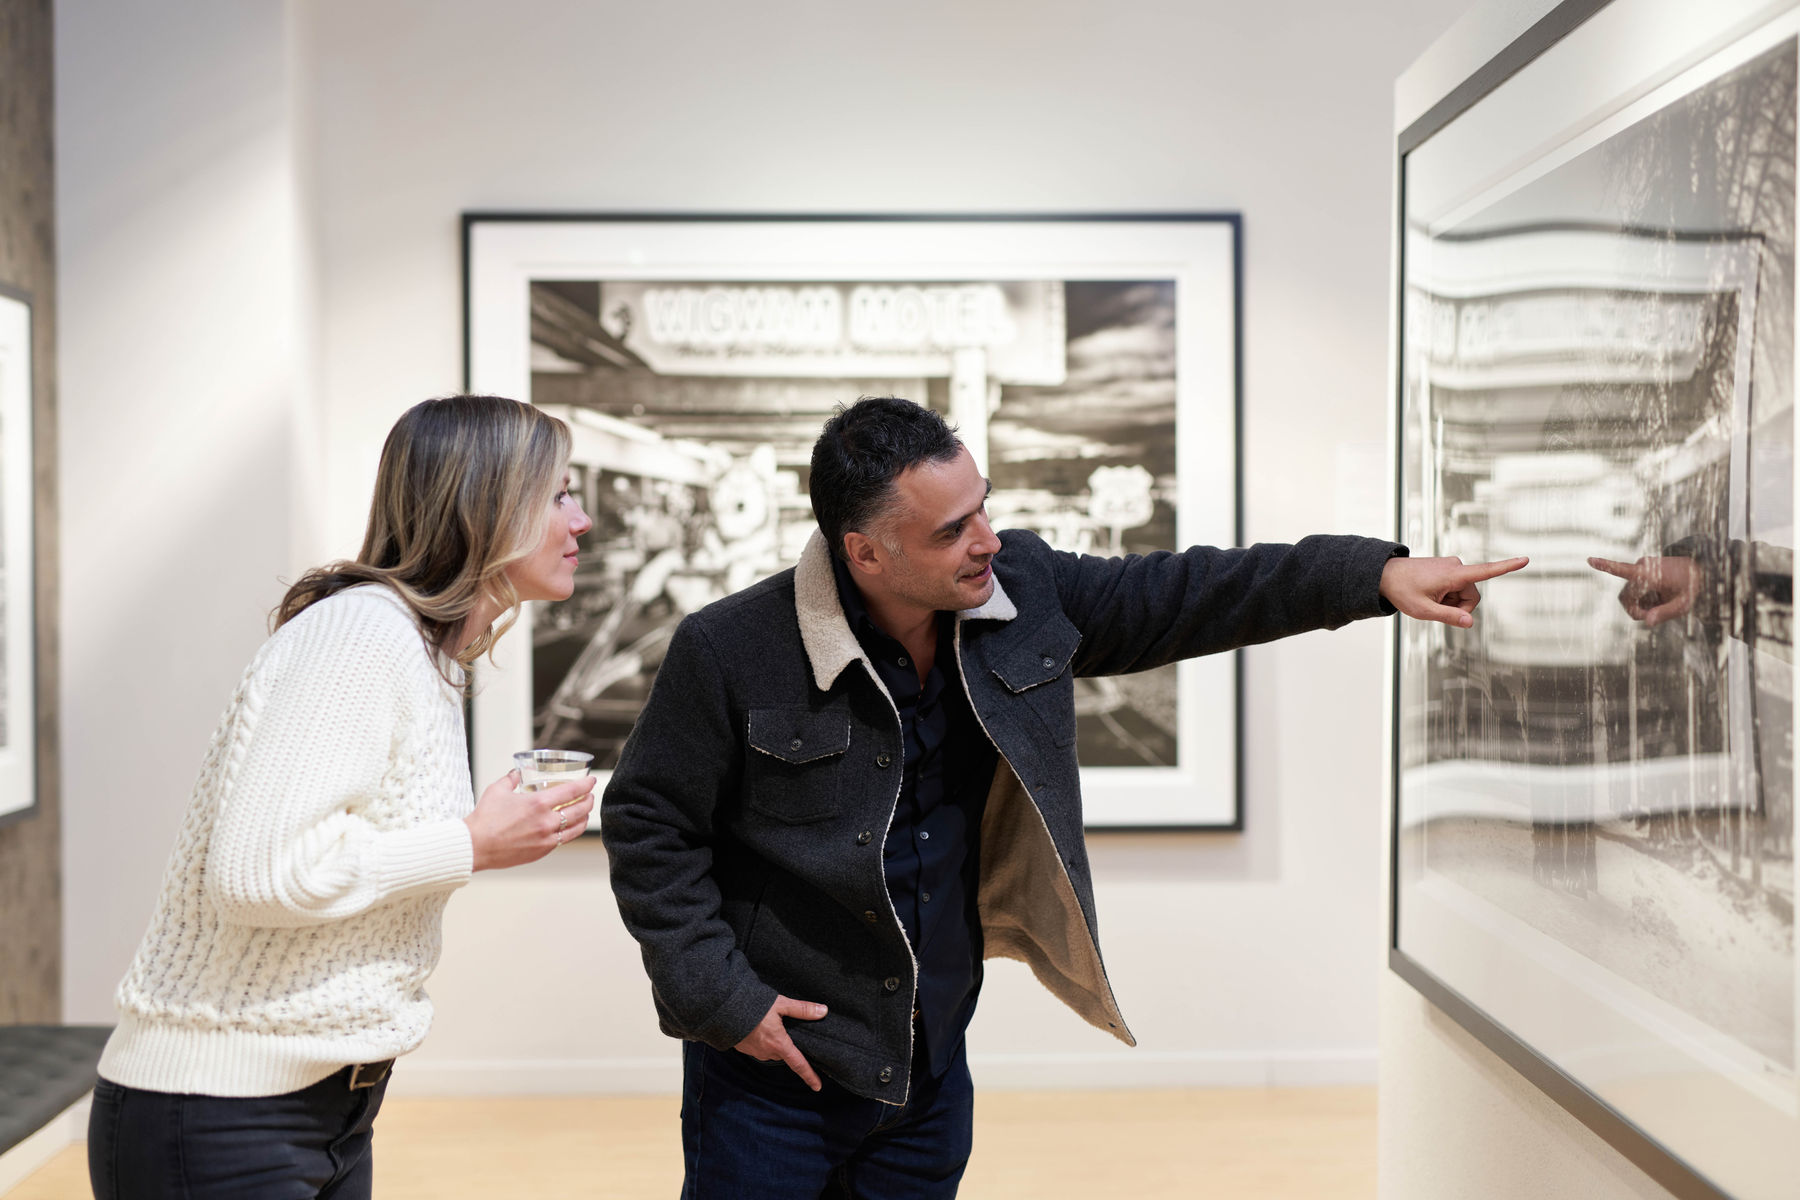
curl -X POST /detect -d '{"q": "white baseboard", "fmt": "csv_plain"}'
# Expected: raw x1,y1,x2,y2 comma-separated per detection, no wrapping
0,1095,90,1196
386,1049,1376,1097
387,1056,681,1097
974,1048,1377,1090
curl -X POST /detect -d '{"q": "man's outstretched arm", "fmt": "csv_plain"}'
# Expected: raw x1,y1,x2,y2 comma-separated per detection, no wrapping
1042,530,1527,678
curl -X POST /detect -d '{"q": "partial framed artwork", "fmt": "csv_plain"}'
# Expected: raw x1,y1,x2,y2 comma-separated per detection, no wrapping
1392,1,1799,1197
0,287,36,827
464,214,1242,830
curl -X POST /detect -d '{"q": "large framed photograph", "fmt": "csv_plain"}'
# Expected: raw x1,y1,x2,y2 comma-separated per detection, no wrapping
464,214,1242,829
0,287,36,827
1392,1,1799,1195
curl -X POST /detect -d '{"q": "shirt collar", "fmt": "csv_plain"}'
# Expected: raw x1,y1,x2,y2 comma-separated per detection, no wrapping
829,550,894,652
830,549,956,705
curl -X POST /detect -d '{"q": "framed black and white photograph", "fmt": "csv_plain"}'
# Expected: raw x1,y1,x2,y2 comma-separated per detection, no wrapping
1392,2,1799,1196
0,286,36,826
464,214,1241,829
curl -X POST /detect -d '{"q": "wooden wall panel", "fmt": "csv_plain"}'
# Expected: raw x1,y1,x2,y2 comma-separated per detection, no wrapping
0,0,60,1023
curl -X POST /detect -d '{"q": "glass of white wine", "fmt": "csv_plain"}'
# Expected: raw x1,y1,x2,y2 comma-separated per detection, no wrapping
513,748,594,794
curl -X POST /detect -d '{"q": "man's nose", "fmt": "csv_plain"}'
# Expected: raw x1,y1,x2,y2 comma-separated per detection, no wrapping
970,512,1000,557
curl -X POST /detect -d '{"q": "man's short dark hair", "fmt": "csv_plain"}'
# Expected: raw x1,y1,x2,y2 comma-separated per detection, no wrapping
809,397,962,560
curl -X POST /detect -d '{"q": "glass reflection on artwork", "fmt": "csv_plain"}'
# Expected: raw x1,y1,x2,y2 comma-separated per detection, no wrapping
1398,35,1797,1191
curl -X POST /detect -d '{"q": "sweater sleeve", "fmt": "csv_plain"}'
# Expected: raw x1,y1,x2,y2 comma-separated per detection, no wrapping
203,596,474,928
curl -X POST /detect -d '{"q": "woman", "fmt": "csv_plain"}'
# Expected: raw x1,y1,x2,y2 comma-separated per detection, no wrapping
88,395,597,1199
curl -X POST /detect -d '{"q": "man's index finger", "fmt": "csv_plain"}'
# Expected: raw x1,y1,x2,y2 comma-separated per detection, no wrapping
1460,556,1529,583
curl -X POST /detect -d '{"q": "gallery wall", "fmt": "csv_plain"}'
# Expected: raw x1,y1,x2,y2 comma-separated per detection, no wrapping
56,0,308,1023
60,0,1465,1091
0,0,58,1025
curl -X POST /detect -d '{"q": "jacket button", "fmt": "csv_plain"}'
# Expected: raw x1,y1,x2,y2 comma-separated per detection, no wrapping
856,831,873,846
876,752,893,768
1042,655,1055,668
790,737,803,751
879,1066,894,1083
863,910,879,923
883,976,900,992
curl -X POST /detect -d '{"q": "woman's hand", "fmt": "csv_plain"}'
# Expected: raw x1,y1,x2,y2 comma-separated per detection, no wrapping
464,769,597,871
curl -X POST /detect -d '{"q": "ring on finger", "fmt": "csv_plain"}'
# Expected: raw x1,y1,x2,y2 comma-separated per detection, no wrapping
557,809,568,833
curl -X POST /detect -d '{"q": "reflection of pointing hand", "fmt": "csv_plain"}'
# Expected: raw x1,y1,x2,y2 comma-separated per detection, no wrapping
1587,556,1700,627
1379,556,1529,628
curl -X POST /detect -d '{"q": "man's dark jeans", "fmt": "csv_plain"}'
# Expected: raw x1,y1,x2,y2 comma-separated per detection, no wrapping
87,1067,389,1199
681,1037,973,1199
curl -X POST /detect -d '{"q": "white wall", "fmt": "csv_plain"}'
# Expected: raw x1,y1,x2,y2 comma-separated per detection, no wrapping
56,0,307,1019
1379,987,1682,1200
59,0,1467,1093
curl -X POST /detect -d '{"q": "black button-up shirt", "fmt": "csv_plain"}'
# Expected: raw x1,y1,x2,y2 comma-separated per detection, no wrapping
832,555,997,1077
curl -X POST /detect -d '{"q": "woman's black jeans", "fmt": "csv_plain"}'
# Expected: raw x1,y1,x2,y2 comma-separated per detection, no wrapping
87,1065,390,1199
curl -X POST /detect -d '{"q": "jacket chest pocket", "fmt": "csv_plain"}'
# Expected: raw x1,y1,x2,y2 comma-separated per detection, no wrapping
990,614,1082,748
745,708,851,824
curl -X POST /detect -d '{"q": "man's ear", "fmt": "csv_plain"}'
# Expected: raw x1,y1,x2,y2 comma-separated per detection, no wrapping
842,530,885,577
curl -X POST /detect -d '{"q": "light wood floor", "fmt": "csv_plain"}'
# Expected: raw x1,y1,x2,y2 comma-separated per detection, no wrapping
12,1087,1375,1198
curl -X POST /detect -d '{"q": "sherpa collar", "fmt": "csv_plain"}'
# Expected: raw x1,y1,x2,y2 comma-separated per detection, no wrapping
793,528,1018,693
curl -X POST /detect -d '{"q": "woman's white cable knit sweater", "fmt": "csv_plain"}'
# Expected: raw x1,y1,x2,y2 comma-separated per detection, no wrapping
99,585,477,1097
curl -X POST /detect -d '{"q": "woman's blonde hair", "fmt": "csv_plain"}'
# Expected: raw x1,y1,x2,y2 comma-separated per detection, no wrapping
275,394,572,674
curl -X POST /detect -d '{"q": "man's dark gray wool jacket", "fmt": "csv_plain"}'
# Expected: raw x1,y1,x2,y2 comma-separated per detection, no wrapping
601,527,1403,1105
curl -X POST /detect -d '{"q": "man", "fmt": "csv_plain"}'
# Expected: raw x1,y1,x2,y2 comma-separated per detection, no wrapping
602,396,1525,1198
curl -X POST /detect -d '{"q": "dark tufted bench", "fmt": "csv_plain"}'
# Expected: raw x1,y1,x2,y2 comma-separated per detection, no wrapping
0,1026,110,1159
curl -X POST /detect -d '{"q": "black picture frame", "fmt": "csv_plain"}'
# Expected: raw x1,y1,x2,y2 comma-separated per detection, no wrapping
462,212,1245,831
1390,3,1798,1197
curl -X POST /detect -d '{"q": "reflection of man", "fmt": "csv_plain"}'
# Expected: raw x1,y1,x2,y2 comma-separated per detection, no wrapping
603,397,1525,1197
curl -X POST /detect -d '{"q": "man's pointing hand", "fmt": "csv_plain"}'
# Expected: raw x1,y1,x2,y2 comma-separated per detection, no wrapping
1380,555,1529,628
